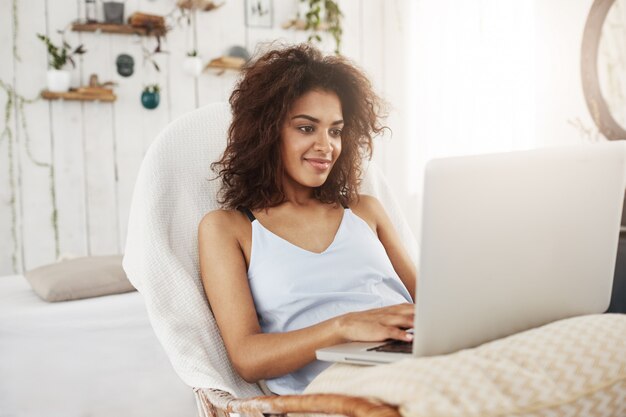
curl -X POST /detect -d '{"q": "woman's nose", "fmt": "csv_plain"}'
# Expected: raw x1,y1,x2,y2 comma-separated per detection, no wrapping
314,131,333,152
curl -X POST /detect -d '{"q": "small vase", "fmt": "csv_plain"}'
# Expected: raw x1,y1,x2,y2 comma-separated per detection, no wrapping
183,56,203,77
46,69,71,92
141,91,160,110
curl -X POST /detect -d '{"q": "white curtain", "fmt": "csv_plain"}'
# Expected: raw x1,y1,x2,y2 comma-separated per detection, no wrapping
403,0,536,235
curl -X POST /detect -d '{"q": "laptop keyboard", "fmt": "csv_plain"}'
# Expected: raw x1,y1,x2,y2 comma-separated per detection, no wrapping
367,340,413,353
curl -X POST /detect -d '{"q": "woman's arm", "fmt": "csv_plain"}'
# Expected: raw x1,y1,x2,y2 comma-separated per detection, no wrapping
351,195,417,301
198,210,414,383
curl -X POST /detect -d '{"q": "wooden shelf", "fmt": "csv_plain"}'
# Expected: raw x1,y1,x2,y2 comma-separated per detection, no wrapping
177,0,224,11
41,89,117,102
204,56,246,75
71,22,167,37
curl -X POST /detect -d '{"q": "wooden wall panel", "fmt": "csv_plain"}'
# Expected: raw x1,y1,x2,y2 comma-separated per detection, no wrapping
245,0,296,57
0,0,408,276
197,6,230,107
110,38,146,253
164,11,198,120
0,0,21,273
338,0,363,63
51,100,89,259
15,0,57,270
49,0,89,259
382,0,410,202
214,0,247,102
359,0,387,172
80,32,120,255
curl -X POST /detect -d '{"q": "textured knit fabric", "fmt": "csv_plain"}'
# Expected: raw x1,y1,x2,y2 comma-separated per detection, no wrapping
305,314,626,417
122,102,419,399
248,208,412,394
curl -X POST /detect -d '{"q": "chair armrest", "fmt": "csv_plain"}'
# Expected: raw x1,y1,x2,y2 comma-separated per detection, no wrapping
195,388,400,417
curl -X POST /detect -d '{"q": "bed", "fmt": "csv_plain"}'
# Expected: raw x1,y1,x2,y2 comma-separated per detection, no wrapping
0,274,197,417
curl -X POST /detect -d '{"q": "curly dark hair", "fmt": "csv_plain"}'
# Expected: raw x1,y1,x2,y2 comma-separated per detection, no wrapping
212,43,387,210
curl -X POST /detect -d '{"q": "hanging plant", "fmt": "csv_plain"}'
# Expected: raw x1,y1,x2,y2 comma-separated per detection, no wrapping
141,37,168,72
141,84,161,109
300,0,343,54
183,49,203,77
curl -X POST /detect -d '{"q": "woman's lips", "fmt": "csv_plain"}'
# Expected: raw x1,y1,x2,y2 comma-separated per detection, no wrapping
305,158,331,171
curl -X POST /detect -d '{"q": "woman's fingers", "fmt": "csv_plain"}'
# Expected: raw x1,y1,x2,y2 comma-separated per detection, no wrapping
379,313,414,329
336,303,416,342
384,326,414,342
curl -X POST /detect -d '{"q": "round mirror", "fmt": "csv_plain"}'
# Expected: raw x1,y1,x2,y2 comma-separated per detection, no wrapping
581,0,626,140
598,0,626,131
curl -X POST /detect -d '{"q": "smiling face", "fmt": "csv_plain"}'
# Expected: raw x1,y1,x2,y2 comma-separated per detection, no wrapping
280,89,344,192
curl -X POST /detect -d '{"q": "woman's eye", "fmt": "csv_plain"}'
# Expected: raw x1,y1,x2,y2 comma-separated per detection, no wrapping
298,126,314,133
330,128,342,137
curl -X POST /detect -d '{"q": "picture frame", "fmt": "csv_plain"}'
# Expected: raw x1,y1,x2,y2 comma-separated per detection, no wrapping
245,0,273,28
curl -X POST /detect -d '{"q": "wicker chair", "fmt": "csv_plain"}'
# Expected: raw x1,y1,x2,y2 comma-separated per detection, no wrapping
123,103,417,417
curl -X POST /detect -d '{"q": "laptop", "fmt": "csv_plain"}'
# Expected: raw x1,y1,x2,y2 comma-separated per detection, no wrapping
316,142,626,365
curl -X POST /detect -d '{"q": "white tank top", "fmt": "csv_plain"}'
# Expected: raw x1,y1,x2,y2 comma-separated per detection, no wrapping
246,208,412,394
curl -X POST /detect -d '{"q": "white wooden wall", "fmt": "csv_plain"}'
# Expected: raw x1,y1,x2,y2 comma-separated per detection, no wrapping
0,0,411,275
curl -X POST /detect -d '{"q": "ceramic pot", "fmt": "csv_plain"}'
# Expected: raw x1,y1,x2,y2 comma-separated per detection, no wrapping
141,91,160,110
183,56,203,77
103,2,124,24
46,69,71,92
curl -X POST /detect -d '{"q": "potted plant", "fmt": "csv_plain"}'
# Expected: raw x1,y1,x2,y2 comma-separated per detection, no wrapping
141,84,161,109
37,33,86,92
183,49,203,77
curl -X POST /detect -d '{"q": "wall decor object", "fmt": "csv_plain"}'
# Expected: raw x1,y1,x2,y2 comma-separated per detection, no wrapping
227,45,251,62
103,1,125,24
141,84,161,109
245,0,273,28
85,0,98,23
581,0,626,140
116,53,135,77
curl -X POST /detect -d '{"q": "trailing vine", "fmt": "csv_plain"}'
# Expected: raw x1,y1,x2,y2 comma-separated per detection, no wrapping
0,79,61,272
0,80,19,272
1,0,60,273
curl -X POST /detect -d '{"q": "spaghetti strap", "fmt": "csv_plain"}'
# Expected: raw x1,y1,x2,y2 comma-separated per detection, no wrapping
238,206,256,222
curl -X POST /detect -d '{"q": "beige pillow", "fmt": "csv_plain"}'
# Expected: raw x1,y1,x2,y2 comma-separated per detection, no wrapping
305,314,626,417
24,255,136,302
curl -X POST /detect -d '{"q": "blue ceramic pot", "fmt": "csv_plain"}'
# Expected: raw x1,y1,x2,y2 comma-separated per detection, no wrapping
141,91,160,110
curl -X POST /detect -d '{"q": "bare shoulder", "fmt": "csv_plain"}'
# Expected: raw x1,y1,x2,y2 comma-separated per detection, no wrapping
349,194,386,232
198,209,248,241
350,194,385,217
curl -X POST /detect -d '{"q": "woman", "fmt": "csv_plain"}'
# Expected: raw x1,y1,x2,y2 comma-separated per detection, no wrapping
198,44,416,395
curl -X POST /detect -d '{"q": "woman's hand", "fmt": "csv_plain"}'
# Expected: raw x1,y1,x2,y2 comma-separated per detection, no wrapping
334,303,415,343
